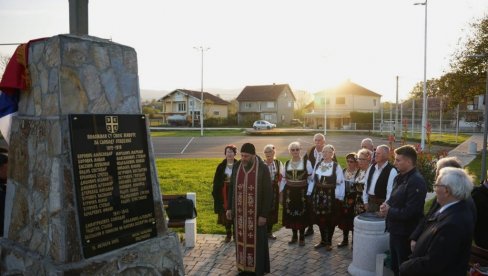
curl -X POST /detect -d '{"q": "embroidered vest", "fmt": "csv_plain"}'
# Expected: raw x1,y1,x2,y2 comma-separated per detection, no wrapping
366,162,394,199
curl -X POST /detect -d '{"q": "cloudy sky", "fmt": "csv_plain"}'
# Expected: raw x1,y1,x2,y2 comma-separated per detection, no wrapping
0,0,487,102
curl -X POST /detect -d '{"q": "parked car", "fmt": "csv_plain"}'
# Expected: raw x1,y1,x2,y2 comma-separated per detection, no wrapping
290,119,303,127
253,120,276,130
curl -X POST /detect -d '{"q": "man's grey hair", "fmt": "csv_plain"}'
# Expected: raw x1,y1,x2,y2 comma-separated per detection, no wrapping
436,156,462,171
361,138,373,146
437,167,473,200
313,133,325,141
376,144,390,154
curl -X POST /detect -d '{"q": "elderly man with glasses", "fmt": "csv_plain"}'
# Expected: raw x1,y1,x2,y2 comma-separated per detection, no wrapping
362,145,397,213
400,167,475,276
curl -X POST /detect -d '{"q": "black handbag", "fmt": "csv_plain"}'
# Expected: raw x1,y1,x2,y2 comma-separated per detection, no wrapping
166,196,197,220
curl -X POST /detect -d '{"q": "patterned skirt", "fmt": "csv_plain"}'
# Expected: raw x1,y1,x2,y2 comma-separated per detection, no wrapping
282,180,309,230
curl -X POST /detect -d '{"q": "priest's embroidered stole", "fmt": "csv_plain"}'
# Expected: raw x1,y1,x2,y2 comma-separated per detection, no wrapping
235,158,259,272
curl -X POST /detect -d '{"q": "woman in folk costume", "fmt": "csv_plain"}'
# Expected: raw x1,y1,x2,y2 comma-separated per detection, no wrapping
309,144,345,251
212,144,237,242
280,141,314,246
337,152,359,248
355,148,372,216
263,144,284,240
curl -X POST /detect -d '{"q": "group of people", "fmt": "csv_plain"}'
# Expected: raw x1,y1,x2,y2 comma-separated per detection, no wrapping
211,134,488,276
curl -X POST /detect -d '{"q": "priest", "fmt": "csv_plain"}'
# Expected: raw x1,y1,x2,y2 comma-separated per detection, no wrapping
227,143,272,275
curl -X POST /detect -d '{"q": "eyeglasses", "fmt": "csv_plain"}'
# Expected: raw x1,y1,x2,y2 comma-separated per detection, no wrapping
433,184,447,189
347,160,356,163
290,148,300,152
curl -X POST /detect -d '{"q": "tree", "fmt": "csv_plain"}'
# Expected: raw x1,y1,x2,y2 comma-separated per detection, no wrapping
444,15,488,104
293,90,313,119
407,15,488,108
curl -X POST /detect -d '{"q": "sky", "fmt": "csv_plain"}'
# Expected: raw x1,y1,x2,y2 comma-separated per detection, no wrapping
0,0,487,102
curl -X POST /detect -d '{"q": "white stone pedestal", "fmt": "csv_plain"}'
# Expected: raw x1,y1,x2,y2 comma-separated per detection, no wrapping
348,213,390,276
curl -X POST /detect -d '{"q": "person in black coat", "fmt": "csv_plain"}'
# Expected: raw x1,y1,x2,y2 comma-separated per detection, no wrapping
472,178,488,250
379,145,427,276
212,145,237,242
410,156,477,252
400,167,475,276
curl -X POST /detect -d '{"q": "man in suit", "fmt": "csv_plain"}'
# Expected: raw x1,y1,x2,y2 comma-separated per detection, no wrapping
400,167,475,276
379,145,427,276
472,177,488,250
303,133,330,237
362,145,397,212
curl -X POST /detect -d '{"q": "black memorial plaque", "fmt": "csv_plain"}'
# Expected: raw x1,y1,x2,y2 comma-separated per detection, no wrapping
69,114,157,258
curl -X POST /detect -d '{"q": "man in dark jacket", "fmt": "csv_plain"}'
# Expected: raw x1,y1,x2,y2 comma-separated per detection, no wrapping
472,178,488,249
400,167,475,276
226,143,272,276
379,145,427,276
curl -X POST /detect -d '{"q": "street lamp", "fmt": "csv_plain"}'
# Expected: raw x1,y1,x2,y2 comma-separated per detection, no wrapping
193,46,210,137
415,0,428,150
469,54,488,181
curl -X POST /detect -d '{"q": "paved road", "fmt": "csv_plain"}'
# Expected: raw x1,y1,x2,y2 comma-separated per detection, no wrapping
150,134,454,159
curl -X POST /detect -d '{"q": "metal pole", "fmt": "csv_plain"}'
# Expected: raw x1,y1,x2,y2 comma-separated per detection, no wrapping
400,102,403,135
456,104,460,143
395,76,399,137
481,63,488,181
194,46,210,137
412,99,415,137
380,103,384,135
200,48,204,137
419,0,428,150
439,96,443,136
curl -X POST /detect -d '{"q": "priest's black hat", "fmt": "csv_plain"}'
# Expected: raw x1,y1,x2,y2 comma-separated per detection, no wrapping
241,143,256,155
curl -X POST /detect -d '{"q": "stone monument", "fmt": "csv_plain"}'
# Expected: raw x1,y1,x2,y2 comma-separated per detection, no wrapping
0,35,184,274
348,213,390,276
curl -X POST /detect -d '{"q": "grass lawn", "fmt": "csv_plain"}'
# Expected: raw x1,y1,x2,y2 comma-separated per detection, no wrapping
157,156,347,234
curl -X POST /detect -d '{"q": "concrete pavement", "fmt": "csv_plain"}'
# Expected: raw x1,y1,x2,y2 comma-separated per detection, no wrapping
181,225,352,276
177,134,484,276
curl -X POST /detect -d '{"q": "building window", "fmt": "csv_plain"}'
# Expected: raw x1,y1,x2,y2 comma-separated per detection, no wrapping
288,101,292,107
373,99,377,106
213,111,220,116
266,101,275,108
245,103,252,109
178,102,186,112
336,97,345,104
281,115,285,121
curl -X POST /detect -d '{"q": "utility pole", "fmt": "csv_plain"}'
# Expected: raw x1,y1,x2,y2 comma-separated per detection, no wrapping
193,46,210,137
395,76,399,137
